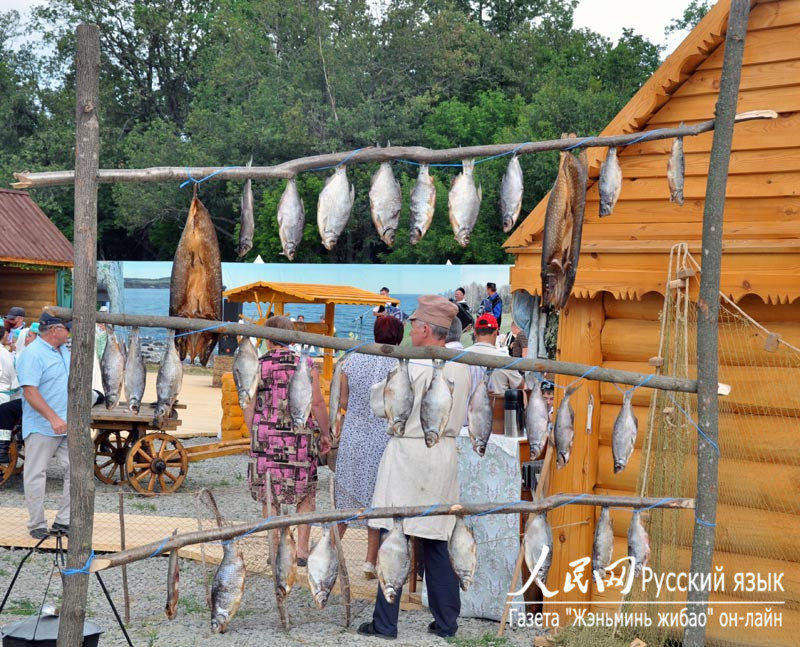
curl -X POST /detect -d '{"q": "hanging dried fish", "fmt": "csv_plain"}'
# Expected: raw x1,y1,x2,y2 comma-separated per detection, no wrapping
288,347,313,428
598,147,622,217
525,372,549,459
499,154,524,232
523,512,553,589
237,157,254,258
277,177,306,261
540,135,588,310
554,383,579,469
232,336,259,412
328,359,344,435
307,528,340,608
419,359,454,448
448,159,482,246
592,506,613,580
627,510,651,575
448,518,477,591
383,358,414,437
165,530,179,620
100,327,125,409
467,371,493,456
275,527,298,599
409,164,436,244
611,390,638,473
369,162,402,247
317,165,355,250
667,132,685,205
124,326,146,413
377,519,411,603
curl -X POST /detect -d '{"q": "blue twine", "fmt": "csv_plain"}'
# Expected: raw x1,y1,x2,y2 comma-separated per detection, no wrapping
500,357,524,370
224,516,275,544
180,166,235,189
147,536,170,559
638,497,676,512
343,341,370,356
411,504,440,519
398,159,464,168
552,493,588,509
328,507,375,528
623,127,673,147
665,393,720,454
626,372,657,394
61,550,95,576
471,500,525,517
563,137,592,151
308,148,364,172
173,322,229,339
695,515,716,528
446,350,470,363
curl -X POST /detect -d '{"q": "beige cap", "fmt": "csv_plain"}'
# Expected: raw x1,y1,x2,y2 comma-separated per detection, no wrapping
410,295,458,329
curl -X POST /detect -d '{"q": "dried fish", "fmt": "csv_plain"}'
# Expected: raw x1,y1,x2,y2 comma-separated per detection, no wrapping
383,358,414,436
154,330,183,426
377,519,411,604
592,506,613,580
667,133,685,206
275,527,298,599
525,373,549,459
500,154,524,232
288,347,313,428
448,518,477,591
627,510,651,576
307,528,339,609
409,164,436,244
554,383,579,469
210,541,246,633
523,512,553,588
237,157,254,257
165,530,179,620
277,177,306,261
611,390,638,473
598,147,622,217
369,162,402,247
328,359,344,434
124,327,146,413
100,326,126,409
419,359,454,448
233,336,260,412
317,165,354,250
467,371,493,456
448,159,482,247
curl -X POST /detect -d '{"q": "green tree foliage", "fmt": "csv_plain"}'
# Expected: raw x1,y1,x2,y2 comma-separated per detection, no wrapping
4,0,664,263
666,0,713,35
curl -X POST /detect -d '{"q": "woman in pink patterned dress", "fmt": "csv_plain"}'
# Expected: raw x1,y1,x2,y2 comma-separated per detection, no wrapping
243,316,331,562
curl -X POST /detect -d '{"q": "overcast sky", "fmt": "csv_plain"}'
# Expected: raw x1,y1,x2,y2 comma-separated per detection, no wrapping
1,0,693,53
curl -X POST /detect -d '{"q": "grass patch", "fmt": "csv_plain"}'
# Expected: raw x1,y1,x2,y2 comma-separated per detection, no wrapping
179,594,207,615
131,500,158,513
552,627,632,647
447,634,509,647
146,629,158,647
6,598,37,615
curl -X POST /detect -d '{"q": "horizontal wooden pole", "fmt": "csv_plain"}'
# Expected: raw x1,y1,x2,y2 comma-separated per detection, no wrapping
89,493,694,571
46,306,698,393
12,111,776,189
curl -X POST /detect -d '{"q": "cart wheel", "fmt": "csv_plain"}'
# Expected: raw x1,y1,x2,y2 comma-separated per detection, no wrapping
125,433,188,496
1,437,22,485
94,429,132,485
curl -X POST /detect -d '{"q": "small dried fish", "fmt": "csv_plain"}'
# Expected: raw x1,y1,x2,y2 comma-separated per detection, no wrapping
275,527,298,599
165,530,179,620
409,164,436,244
317,165,355,250
448,518,477,591
383,358,414,436
448,159,482,247
467,371,492,456
100,326,126,409
154,330,183,426
554,383,579,469
377,519,411,604
209,541,246,633
328,359,344,435
611,390,638,473
124,326,145,413
277,177,306,261
369,162,402,247
523,512,553,588
307,528,339,609
288,347,313,427
667,132,685,206
500,154,524,232
525,373,549,459
232,336,259,412
237,157,254,257
419,359,454,448
592,506,614,580
627,510,651,575
598,147,622,217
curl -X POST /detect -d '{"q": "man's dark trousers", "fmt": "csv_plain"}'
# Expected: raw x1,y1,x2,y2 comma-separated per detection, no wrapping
372,530,460,637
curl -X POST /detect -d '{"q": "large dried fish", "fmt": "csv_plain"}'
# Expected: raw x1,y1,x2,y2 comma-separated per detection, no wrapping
409,164,436,244
448,518,477,591
667,133,685,206
277,177,306,261
554,383,579,469
165,530,179,620
237,157,254,258
448,159,482,247
328,359,344,435
467,371,492,456
540,136,588,310
307,528,339,609
124,327,146,413
210,541,246,633
154,330,183,426
377,519,411,604
500,154,524,232
383,359,414,437
611,390,638,473
170,194,223,365
525,373,549,459
592,506,614,580
317,165,355,250
523,512,553,589
419,359,454,448
598,147,622,217
100,326,126,409
275,527,298,599
627,510,651,576
369,162,402,247
288,347,313,428
233,336,260,412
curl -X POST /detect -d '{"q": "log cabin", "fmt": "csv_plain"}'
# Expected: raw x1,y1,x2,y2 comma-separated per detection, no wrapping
504,1,800,644
0,189,74,322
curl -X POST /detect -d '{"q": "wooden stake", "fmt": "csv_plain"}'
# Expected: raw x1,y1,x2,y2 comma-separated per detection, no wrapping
57,22,99,647
328,475,351,627
12,111,776,189
118,492,130,625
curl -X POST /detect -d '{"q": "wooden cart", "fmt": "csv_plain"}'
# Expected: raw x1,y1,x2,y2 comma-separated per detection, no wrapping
0,427,24,486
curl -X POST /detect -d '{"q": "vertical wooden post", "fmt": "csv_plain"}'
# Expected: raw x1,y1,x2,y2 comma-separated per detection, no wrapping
323,302,335,381
58,22,99,647
118,492,130,624
544,296,603,619
684,2,749,646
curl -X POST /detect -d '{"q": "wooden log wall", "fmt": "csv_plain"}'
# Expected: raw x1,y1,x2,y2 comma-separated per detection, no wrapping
0,268,57,321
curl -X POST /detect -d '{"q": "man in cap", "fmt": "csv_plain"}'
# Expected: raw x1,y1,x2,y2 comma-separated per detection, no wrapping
3,307,29,356
16,313,72,539
468,313,524,395
360,295,470,639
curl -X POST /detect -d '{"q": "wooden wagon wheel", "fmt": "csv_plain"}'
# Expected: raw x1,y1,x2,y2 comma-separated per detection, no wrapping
0,434,22,485
125,432,188,496
94,429,132,485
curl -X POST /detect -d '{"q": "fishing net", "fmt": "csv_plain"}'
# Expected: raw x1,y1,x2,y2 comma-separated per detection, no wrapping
621,242,800,646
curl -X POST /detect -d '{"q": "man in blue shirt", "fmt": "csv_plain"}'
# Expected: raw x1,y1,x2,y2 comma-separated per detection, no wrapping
16,314,71,539
479,282,503,326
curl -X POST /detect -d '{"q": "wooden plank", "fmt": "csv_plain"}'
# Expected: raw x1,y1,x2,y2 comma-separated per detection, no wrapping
675,58,800,97
603,293,664,320
545,296,604,616
699,23,800,70
748,0,800,32
616,147,800,178
736,294,800,321
583,220,800,243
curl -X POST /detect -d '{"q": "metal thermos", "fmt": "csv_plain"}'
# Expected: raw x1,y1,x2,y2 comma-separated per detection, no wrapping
504,389,525,437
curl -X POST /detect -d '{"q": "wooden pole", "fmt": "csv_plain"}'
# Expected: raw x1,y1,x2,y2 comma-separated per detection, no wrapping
11,111,776,188
118,492,130,624
88,495,693,572
45,306,699,394
58,22,99,647
684,2,750,646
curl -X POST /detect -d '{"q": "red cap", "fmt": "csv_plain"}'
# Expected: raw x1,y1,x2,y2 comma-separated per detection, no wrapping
475,313,499,330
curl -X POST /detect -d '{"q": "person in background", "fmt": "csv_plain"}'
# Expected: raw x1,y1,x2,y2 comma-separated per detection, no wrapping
542,374,555,419
4,307,29,357
0,340,20,462
445,316,463,349
372,287,392,317
479,283,503,327
450,287,474,333
95,306,109,360
507,321,528,358
296,315,305,323
243,315,332,564
334,315,404,580
467,314,523,394
360,295,470,640
16,314,72,539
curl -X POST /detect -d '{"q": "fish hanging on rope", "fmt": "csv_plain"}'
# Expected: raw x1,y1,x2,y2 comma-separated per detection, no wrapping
554,383,579,468
383,358,414,436
154,330,183,426
523,512,553,590
598,147,622,217
232,336,259,412
237,157,254,257
377,519,411,604
409,164,436,244
540,135,588,310
169,191,223,365
369,162,402,247
275,527,298,599
467,371,493,456
500,154,524,232
100,326,126,409
627,510,651,576
448,159,482,246
525,372,549,459
611,389,638,473
448,518,477,591
288,347,313,428
277,177,306,261
317,165,354,250
328,358,344,436
592,506,613,581
667,131,685,206
420,359,454,448
124,326,146,413
307,528,339,609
